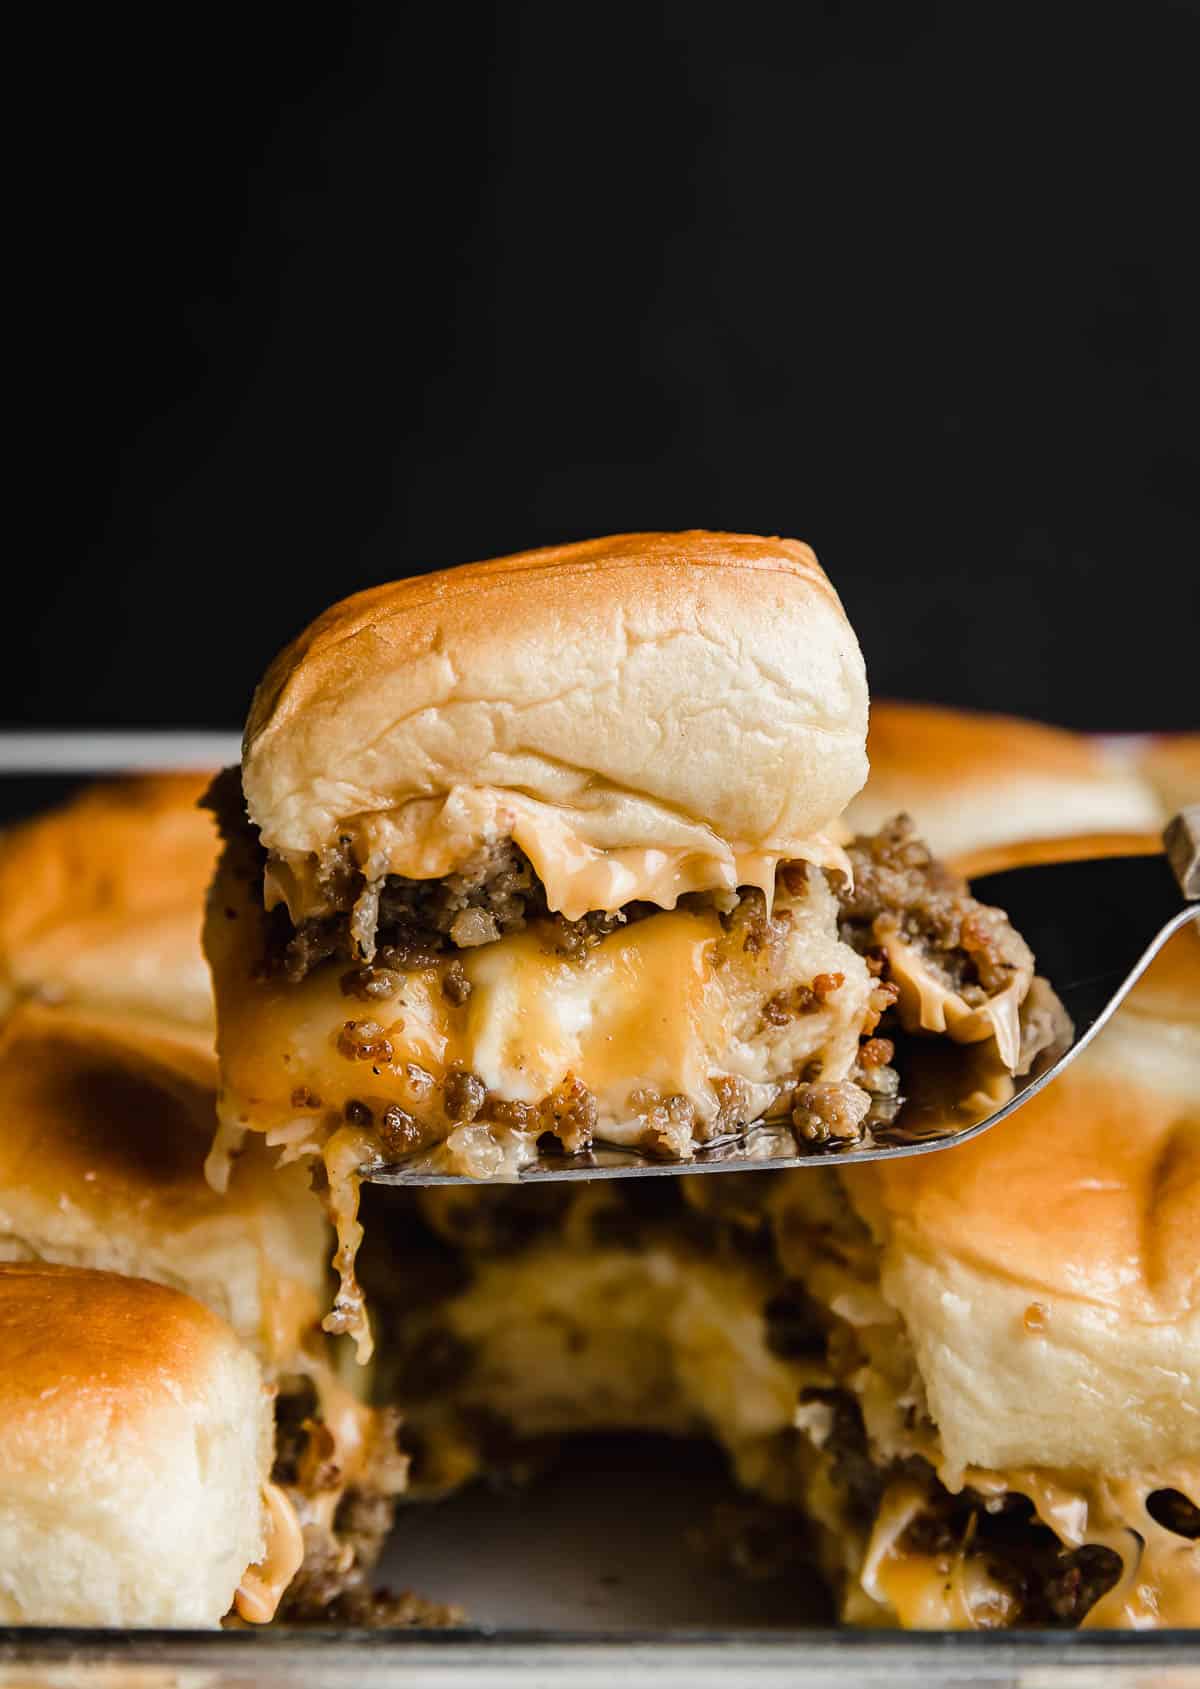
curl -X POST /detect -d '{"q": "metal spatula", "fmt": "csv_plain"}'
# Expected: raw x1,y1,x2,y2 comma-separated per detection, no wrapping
366,808,1199,1187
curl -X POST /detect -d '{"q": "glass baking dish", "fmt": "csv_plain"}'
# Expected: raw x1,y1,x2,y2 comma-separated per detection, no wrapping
7,1442,1193,1684
0,740,1196,1688
1,1629,1198,1688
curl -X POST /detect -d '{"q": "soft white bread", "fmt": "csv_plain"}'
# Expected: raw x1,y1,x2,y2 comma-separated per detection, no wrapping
241,532,868,918
846,703,1164,858
0,1264,276,1627
0,1002,327,1375
0,774,218,1030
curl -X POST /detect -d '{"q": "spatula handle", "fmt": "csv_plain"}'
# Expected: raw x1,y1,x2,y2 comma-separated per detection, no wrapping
1164,807,1200,900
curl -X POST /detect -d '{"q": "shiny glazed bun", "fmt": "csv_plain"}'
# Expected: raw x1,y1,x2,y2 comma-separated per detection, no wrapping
846,703,1164,858
0,1264,284,1627
0,774,218,1030
241,532,869,901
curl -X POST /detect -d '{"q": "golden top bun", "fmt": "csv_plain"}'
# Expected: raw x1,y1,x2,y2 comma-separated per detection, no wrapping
0,774,217,1030
242,533,868,900
0,1263,272,1627
847,703,1164,857
947,830,1162,880
844,980,1199,1480
0,1001,327,1374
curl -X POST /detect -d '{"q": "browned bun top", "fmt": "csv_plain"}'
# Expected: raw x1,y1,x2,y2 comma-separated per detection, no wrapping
867,701,1110,782
0,1000,327,1371
947,831,1163,879
0,1262,241,1413
0,1000,218,1214
847,702,1164,857
240,533,869,889
0,773,217,1029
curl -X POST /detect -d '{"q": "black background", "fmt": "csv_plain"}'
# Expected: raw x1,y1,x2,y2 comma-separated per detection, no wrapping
16,3,1199,732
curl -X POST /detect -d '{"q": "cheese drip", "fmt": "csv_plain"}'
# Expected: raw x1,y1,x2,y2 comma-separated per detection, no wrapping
983,1466,1200,1630
211,890,871,1149
234,1483,305,1624
320,1126,376,1364
263,784,851,925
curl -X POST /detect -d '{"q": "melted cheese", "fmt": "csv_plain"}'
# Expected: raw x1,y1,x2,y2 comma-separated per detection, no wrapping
212,883,872,1150
234,1482,305,1624
465,918,725,1110
308,1352,377,1486
209,865,873,1361
861,1467,1200,1630
881,935,1029,1072
976,1466,1200,1629
320,1125,376,1363
860,1481,1020,1627
284,1349,397,1532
